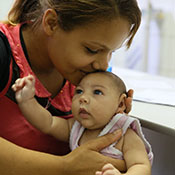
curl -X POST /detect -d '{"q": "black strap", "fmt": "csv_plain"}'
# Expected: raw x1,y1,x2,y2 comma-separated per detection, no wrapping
0,31,12,91
0,31,20,102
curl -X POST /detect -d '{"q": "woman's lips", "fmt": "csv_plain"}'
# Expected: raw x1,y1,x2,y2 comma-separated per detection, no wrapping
80,70,95,75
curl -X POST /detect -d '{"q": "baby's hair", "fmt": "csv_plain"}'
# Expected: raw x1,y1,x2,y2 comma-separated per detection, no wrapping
88,70,127,96
8,0,141,49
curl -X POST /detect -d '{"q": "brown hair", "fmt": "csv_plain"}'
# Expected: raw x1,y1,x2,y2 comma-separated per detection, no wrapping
8,0,141,48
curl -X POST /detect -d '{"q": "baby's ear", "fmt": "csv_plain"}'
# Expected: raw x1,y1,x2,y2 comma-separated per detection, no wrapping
116,93,127,114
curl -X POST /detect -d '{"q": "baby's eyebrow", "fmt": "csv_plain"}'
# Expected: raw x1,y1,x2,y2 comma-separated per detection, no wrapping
92,85,106,89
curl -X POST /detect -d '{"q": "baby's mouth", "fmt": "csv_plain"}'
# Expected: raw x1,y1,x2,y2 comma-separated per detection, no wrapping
79,108,90,118
79,108,89,114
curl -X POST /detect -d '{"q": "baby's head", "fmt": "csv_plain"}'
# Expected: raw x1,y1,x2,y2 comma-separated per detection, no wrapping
72,71,127,130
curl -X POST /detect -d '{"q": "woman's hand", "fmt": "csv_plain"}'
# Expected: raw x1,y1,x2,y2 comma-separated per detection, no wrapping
124,89,134,114
63,129,126,175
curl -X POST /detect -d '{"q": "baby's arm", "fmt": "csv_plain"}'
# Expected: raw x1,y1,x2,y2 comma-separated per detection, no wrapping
122,128,151,175
12,75,74,142
95,129,151,175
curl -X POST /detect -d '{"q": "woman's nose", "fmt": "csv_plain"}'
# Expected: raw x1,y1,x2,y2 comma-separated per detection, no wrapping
92,54,110,71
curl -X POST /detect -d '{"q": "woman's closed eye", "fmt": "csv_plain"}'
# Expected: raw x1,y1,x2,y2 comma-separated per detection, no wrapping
93,89,103,95
85,47,99,54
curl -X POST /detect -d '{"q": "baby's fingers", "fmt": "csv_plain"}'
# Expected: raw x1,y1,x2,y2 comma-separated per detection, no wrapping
102,163,115,171
12,78,25,91
27,75,35,85
96,164,121,175
25,75,35,88
95,171,103,175
11,84,17,91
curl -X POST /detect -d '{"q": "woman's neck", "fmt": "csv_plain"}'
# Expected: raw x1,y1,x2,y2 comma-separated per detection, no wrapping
22,26,64,96
22,27,52,71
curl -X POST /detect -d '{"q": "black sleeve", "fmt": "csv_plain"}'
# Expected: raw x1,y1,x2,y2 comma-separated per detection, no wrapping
0,31,11,92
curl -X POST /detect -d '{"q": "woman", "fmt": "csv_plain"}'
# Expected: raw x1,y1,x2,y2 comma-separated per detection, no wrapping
0,0,141,174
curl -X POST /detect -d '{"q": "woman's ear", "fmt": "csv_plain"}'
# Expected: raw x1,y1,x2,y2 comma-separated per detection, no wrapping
42,9,59,36
116,93,127,114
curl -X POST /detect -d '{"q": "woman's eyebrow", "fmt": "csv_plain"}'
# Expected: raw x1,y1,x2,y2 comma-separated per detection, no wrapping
89,41,110,50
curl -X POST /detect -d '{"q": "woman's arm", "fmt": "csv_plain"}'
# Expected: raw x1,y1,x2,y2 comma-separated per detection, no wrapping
0,129,125,175
0,137,64,175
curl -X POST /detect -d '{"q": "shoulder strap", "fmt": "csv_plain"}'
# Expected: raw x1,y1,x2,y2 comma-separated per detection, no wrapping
0,30,20,100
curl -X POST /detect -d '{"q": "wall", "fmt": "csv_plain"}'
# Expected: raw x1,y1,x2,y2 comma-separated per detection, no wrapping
0,0,13,20
143,128,175,175
112,0,175,78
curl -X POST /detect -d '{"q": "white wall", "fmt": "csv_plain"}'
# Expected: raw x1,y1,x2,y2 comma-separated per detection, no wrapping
0,0,14,20
112,0,175,78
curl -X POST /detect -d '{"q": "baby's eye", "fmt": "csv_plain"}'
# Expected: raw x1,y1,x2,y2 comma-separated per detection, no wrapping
94,90,103,95
75,89,83,95
86,47,99,54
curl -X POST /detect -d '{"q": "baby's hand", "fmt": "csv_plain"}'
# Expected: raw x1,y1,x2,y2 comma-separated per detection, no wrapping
96,163,121,175
12,75,35,103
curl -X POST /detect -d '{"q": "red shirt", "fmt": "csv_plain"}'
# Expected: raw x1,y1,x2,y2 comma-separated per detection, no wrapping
0,23,75,155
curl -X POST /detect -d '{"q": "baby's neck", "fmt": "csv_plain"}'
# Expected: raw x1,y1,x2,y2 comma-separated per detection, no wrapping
79,128,102,145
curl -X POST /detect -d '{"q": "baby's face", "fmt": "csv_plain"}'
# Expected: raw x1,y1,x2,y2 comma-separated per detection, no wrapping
72,73,121,130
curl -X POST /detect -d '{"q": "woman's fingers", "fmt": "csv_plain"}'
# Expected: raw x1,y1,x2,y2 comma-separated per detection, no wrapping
84,129,122,151
63,129,125,175
125,89,134,113
127,89,134,98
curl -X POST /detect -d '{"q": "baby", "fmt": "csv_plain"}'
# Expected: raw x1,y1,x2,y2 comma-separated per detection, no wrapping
12,71,153,175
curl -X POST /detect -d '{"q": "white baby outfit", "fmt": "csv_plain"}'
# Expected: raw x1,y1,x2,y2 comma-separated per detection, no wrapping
69,113,153,164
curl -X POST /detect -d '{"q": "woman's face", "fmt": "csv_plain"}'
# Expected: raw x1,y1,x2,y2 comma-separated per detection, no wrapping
47,18,130,85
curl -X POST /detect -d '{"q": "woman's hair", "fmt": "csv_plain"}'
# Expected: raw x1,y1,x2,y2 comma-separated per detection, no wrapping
8,0,141,48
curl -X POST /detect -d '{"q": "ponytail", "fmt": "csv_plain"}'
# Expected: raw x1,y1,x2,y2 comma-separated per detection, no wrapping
8,0,42,25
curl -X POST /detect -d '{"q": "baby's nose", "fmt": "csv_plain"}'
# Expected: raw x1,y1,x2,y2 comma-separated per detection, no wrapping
79,96,89,104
